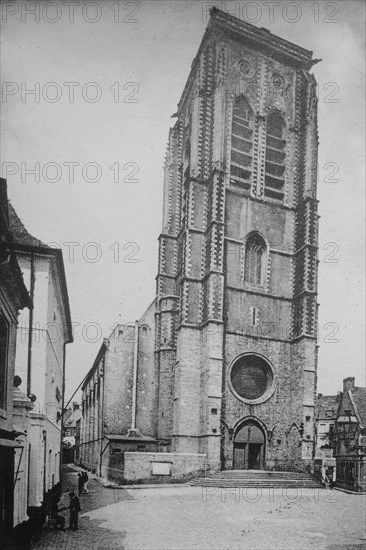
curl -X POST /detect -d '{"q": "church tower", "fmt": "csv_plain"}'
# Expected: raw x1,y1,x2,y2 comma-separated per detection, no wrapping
155,8,319,472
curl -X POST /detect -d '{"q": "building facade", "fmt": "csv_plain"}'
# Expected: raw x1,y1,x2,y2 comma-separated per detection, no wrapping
314,393,338,482
79,321,159,483
80,9,320,481
334,377,366,492
0,179,32,539
155,9,319,472
63,402,81,442
8,203,73,507
62,402,81,463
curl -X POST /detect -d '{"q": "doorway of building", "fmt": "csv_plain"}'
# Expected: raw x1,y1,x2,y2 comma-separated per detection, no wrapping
233,421,265,469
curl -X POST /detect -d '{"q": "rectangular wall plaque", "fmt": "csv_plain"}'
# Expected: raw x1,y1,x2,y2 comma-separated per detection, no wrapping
151,462,172,476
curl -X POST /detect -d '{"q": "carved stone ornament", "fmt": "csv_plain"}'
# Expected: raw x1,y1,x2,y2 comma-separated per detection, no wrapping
238,59,255,79
272,72,286,91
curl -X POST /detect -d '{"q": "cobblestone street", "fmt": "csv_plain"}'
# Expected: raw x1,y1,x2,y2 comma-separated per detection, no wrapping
30,467,366,550
30,466,135,550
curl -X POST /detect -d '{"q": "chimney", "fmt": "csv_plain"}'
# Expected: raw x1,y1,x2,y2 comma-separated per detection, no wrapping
343,377,355,392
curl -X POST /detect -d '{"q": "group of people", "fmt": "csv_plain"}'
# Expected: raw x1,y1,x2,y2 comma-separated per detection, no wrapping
46,472,88,532
78,470,89,495
48,490,81,531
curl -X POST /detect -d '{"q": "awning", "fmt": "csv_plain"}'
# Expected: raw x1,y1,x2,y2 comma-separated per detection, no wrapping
0,438,24,448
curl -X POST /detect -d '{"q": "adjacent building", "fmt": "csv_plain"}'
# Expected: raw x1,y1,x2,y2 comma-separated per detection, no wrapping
315,393,338,482
0,179,32,539
62,402,81,463
80,8,320,483
63,402,82,443
79,320,158,484
334,377,366,492
8,202,73,507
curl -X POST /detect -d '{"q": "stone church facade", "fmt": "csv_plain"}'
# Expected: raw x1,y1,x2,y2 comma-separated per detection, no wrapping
80,8,319,477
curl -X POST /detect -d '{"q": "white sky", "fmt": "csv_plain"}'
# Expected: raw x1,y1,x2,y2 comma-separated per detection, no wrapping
1,0,365,401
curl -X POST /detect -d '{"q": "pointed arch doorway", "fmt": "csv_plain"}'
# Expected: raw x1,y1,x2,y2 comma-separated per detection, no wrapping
233,420,265,470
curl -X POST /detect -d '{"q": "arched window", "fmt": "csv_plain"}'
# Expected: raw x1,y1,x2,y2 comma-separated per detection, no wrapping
244,233,266,286
230,96,254,191
265,112,286,201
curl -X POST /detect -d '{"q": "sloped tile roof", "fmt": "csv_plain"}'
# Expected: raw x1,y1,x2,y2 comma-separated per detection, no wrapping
316,395,338,420
353,387,366,426
8,201,49,248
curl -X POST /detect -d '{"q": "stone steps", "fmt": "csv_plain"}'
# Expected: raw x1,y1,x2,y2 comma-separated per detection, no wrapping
219,470,312,479
190,470,322,489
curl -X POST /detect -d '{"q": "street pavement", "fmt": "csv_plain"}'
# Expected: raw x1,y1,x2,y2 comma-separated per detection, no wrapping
31,466,366,550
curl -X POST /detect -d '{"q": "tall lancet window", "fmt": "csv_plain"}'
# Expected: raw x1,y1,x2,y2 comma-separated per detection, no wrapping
244,233,266,287
265,112,286,201
230,96,254,191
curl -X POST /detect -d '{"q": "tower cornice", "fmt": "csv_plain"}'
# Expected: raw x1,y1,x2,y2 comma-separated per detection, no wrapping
177,8,319,117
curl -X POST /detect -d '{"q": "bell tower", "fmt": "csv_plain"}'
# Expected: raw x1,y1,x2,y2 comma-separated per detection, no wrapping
155,8,319,472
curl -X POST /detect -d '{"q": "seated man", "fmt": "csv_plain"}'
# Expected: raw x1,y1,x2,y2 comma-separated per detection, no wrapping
50,501,66,530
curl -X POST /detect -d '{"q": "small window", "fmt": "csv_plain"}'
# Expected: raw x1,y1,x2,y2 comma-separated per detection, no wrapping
112,448,121,454
250,307,259,326
306,416,311,421
211,408,218,415
244,234,266,287
137,445,146,452
326,409,333,418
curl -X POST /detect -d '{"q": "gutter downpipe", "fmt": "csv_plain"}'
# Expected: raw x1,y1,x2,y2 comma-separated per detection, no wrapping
99,353,106,477
131,320,139,431
27,252,35,396
59,342,67,484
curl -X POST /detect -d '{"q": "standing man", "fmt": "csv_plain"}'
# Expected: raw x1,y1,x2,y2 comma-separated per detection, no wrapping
68,492,81,530
78,472,84,496
83,471,89,494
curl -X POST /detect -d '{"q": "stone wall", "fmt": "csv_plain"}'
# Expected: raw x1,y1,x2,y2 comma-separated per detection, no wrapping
123,452,207,482
104,324,135,434
136,301,158,436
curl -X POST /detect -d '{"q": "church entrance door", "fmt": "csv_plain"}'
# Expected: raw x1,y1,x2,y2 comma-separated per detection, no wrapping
233,421,265,470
